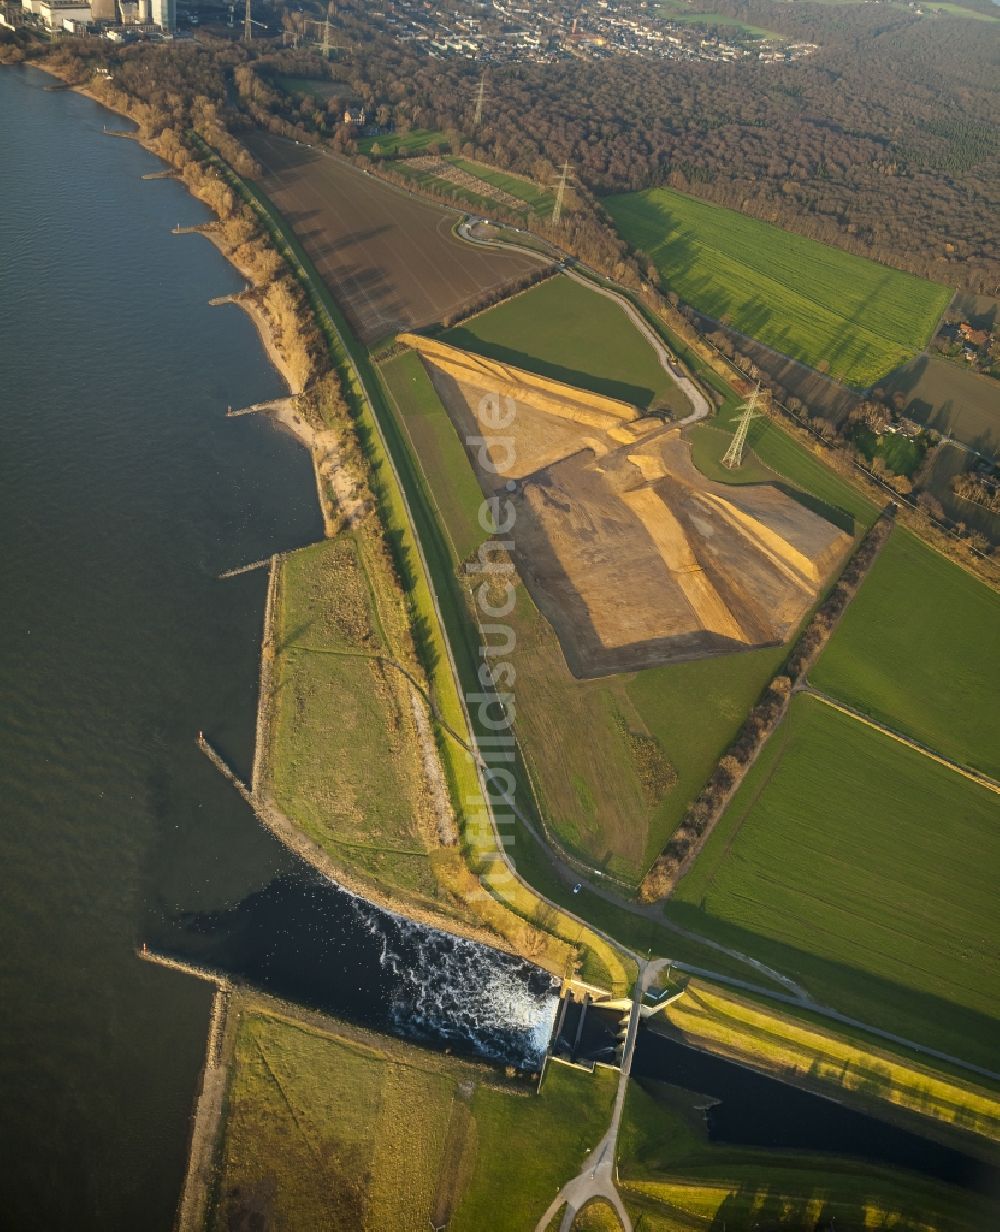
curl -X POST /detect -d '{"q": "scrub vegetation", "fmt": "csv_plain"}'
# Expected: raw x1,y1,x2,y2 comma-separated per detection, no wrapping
671,694,1000,1068
212,1007,617,1232
606,187,952,387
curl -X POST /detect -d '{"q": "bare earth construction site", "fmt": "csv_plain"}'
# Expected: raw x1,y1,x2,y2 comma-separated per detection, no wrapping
403,335,852,676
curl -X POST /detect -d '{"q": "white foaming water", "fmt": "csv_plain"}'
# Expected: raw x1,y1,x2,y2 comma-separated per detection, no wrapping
356,896,560,1068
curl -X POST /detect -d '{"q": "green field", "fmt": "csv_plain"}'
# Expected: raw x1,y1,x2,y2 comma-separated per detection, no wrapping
447,157,555,217
381,350,488,564
605,187,952,387
812,530,1000,778
213,1007,617,1232
443,274,689,413
671,694,1000,1069
620,1080,988,1230
268,537,438,899
654,0,780,37
357,128,449,156
272,74,349,99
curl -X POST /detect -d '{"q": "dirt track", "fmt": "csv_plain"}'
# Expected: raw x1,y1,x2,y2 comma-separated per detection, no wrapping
244,133,540,342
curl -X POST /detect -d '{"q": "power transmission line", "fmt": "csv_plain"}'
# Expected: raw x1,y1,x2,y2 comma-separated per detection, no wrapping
721,383,765,469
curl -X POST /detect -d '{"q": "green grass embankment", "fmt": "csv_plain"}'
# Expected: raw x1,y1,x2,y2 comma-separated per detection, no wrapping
620,1080,989,1231
269,537,439,899
198,138,632,993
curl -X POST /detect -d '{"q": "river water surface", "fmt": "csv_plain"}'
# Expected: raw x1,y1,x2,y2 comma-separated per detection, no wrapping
3,63,996,1232
0,65,556,1232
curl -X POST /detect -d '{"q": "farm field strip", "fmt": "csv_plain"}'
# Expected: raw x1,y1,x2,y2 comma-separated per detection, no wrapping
811,530,1000,779
244,131,539,342
805,687,1000,796
606,187,952,386
446,157,555,215
672,693,1000,1067
442,272,689,411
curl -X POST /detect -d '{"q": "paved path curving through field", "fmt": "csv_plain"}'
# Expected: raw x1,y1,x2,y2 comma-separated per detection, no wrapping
533,966,654,1232
455,222,711,426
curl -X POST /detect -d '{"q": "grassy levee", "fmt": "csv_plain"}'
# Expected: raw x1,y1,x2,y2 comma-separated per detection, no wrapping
442,273,687,412
670,693,1000,1070
606,186,953,388
620,1082,989,1232
212,1003,618,1232
268,537,440,901
812,529,1000,779
656,981,1000,1146
200,141,632,994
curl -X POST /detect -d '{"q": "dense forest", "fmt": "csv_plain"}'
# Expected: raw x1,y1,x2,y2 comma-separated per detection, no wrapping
7,0,997,292
317,0,1000,294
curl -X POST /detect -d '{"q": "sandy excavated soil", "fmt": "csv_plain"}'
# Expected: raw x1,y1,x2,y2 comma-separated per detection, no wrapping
405,336,852,677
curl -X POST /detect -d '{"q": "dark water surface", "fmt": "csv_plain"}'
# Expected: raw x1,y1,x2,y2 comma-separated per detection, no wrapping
3,63,995,1232
634,1030,1000,1201
0,66,558,1232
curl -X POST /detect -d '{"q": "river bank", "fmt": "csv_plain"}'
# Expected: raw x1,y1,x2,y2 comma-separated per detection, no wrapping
27,60,568,961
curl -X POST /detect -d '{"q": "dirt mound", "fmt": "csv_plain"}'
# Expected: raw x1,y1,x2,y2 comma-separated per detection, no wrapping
410,338,853,677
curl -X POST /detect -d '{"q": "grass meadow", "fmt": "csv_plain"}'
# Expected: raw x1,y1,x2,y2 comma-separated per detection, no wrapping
447,157,555,217
812,530,1000,778
671,694,1000,1069
443,274,689,412
380,350,487,564
357,128,449,156
620,1080,987,1231
213,1008,616,1232
605,187,952,387
269,537,438,899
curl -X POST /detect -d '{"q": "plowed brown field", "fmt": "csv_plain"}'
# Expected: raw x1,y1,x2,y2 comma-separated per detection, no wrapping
244,132,540,343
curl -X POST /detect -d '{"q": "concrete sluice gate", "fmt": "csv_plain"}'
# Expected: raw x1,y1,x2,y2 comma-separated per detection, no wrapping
402,335,853,678
550,990,629,1070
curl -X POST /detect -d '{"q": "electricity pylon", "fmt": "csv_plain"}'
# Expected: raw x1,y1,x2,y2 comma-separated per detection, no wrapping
552,160,572,225
306,8,340,57
243,0,251,42
721,383,764,469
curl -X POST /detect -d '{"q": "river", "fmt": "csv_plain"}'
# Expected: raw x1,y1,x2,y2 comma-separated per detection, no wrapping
2,62,995,1232
0,64,556,1232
